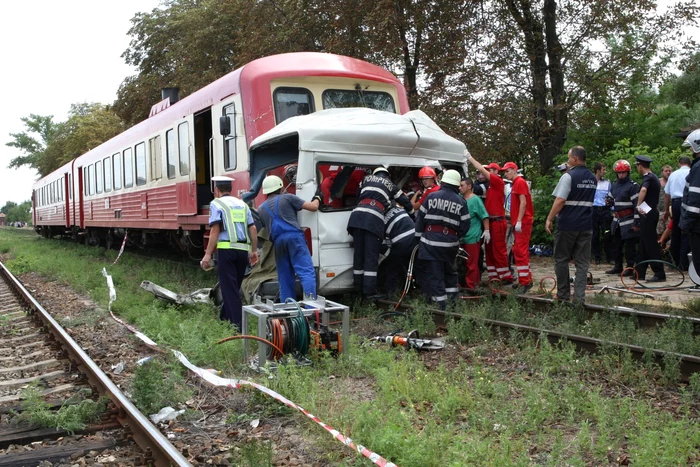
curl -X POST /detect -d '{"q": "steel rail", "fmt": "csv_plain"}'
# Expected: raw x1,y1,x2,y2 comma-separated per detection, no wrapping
515,294,700,335
377,299,700,381
0,261,191,467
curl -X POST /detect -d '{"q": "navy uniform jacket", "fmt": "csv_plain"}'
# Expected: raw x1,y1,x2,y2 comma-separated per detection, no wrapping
610,176,640,239
347,174,413,238
415,185,470,262
381,206,416,257
680,156,700,233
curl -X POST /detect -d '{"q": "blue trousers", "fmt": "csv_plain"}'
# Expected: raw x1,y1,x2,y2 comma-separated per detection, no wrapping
274,232,316,301
217,248,248,330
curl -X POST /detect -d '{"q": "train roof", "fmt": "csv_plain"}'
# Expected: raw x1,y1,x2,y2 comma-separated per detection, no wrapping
249,108,466,162
32,160,73,189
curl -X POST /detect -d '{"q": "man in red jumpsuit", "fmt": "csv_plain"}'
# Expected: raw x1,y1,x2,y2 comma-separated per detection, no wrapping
502,162,534,292
466,152,513,284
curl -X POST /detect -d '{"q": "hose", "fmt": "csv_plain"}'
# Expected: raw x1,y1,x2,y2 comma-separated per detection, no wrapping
395,245,420,310
620,260,685,290
285,298,310,356
214,335,285,357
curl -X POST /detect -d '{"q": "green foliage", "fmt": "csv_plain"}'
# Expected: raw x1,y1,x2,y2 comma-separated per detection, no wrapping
1,200,32,224
131,357,192,415
228,439,273,467
14,385,107,435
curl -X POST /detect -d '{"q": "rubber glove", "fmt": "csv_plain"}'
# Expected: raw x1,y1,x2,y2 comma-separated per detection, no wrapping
481,230,491,244
464,149,471,161
515,221,522,233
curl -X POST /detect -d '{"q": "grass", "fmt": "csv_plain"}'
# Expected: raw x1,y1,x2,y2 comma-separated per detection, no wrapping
14,385,107,435
1,228,699,466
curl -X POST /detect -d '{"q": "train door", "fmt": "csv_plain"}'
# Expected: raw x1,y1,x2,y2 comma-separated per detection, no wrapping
77,166,85,228
194,109,213,211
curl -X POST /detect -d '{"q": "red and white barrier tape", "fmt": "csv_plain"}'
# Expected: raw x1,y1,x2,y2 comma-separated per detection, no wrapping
100,268,398,467
112,230,128,265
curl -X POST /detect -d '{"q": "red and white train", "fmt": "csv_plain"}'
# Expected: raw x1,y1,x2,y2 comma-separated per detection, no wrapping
32,52,410,253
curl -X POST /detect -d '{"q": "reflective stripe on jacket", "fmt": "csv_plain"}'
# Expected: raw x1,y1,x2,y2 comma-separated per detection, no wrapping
212,198,251,251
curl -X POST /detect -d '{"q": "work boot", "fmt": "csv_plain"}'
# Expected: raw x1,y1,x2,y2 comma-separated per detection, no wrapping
605,267,622,275
621,269,635,277
646,275,666,283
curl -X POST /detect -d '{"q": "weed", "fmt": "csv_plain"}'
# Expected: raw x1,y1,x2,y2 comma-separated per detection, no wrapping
14,385,107,434
228,439,274,466
131,357,192,415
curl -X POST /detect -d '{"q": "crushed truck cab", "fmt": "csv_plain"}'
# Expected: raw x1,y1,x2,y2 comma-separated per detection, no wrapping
244,107,466,298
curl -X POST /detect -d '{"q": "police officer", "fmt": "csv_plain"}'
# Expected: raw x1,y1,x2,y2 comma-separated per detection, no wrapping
347,166,413,299
379,205,416,296
258,175,322,301
545,146,597,304
605,160,640,276
415,169,470,309
634,155,665,282
680,129,700,284
201,176,259,329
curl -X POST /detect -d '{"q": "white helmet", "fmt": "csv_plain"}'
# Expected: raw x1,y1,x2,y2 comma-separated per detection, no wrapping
373,166,389,175
441,169,462,187
683,129,700,154
262,175,284,194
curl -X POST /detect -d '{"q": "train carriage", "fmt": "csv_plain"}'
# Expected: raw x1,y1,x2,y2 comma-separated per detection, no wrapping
33,52,410,252
33,160,74,238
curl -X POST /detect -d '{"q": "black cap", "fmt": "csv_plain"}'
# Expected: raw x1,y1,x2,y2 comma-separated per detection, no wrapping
634,155,652,164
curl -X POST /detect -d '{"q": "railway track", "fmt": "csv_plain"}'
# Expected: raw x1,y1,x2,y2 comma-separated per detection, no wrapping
0,261,190,466
377,297,700,381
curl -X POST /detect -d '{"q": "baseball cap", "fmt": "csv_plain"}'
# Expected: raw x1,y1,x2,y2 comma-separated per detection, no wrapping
501,162,518,171
484,162,501,171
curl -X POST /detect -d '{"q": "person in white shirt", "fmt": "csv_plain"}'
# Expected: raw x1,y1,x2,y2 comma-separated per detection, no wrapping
664,156,692,271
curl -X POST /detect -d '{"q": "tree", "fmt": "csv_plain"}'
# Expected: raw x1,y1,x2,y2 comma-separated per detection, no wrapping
6,114,62,177
1,200,32,224
6,104,123,177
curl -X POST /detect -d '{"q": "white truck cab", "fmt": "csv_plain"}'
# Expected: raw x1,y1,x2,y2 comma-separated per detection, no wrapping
244,108,466,298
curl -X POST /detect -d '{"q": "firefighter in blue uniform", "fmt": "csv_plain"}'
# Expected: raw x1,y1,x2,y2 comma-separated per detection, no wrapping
258,175,322,301
379,205,416,296
680,129,700,285
200,176,258,329
605,160,640,276
347,166,414,299
414,169,470,310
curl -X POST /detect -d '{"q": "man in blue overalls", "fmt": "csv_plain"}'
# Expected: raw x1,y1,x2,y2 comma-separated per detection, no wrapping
200,176,258,330
258,175,322,301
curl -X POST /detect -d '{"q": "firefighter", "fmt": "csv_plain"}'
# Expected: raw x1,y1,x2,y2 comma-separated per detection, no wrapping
200,176,258,329
633,155,665,282
258,174,322,301
347,166,414,299
679,129,700,284
411,166,440,210
415,169,470,309
502,162,534,292
380,204,416,296
466,153,514,284
605,160,640,276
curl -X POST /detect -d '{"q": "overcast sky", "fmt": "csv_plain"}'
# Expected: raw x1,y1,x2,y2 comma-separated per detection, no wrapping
0,0,160,207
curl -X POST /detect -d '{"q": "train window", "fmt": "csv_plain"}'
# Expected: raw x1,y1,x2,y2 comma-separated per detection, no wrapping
69,174,72,200
113,153,122,190
50,182,54,204
124,148,134,188
166,129,176,179
103,157,111,192
149,135,162,181
83,167,88,196
59,180,63,202
89,164,96,196
136,142,147,186
178,122,190,176
223,104,236,170
322,89,395,113
273,87,314,124
96,160,104,194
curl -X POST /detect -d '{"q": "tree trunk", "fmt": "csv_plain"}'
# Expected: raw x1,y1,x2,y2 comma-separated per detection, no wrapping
505,0,568,174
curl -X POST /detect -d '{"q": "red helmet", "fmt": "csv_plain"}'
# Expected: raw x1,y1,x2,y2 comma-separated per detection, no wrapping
418,167,437,179
613,160,631,173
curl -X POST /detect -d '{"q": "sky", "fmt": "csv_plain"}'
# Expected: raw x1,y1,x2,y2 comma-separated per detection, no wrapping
0,0,160,207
